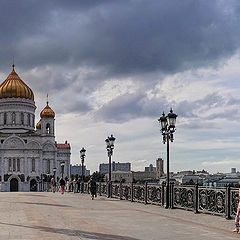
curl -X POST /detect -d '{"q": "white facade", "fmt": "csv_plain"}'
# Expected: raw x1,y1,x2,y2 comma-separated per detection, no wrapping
0,67,71,192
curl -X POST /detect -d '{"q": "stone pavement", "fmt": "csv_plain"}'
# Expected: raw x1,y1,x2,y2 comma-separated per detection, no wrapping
0,192,238,240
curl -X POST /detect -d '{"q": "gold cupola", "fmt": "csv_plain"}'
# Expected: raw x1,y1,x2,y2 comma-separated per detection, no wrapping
36,120,41,129
40,102,55,118
0,64,34,100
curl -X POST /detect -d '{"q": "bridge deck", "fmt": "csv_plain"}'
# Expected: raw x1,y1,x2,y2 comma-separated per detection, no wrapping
0,192,238,240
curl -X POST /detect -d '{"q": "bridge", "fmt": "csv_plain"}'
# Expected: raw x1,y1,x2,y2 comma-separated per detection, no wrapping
0,191,238,240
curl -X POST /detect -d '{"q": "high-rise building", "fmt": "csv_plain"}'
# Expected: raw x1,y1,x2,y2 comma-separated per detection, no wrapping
156,158,164,178
145,164,156,172
99,161,131,174
70,164,90,177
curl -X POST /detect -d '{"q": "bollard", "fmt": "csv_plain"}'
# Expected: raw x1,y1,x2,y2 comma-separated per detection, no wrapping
120,181,123,200
161,182,165,206
131,182,134,202
99,182,102,196
225,184,231,219
194,182,199,214
145,182,148,204
170,182,174,209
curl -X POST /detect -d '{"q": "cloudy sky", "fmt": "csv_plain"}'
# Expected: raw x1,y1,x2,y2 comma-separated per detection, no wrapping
0,0,240,173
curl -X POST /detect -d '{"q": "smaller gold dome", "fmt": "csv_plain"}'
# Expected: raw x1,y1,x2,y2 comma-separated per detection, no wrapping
40,102,55,118
36,120,41,129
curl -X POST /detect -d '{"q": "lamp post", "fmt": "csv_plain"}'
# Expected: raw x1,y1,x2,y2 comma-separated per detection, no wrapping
60,162,65,178
53,167,56,182
80,147,86,193
105,134,116,198
158,108,177,209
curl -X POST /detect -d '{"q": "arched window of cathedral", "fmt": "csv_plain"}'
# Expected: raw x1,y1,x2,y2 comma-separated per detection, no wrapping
8,159,12,172
21,113,24,125
17,159,20,172
4,112,7,124
28,114,30,126
32,158,35,172
46,123,50,134
12,112,16,124
47,160,50,174
13,159,16,171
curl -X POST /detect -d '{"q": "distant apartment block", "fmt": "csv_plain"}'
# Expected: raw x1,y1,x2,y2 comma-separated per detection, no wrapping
156,158,164,178
145,164,156,172
99,161,131,174
70,164,90,177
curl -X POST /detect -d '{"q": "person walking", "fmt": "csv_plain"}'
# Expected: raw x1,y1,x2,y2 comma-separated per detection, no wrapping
89,176,97,200
59,177,65,195
234,182,240,233
51,177,56,193
73,177,77,193
77,177,81,193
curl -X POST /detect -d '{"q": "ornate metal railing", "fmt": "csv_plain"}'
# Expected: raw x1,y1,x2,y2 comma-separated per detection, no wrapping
82,182,239,219
173,185,195,210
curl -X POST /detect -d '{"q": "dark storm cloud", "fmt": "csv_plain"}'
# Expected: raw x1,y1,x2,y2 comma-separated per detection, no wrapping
0,0,239,76
0,0,239,117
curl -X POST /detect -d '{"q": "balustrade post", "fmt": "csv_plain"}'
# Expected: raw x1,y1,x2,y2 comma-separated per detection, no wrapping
145,182,148,204
161,182,165,206
194,182,199,214
170,182,174,209
120,181,123,200
131,182,134,202
225,184,231,219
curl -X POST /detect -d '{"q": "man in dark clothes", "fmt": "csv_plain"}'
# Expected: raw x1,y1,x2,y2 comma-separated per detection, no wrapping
89,176,97,200
59,177,65,194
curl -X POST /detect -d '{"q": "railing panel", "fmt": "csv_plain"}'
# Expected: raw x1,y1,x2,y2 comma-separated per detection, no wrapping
112,183,120,198
133,184,145,203
122,184,131,201
198,187,226,216
173,186,195,210
101,183,108,196
147,185,162,205
230,188,238,218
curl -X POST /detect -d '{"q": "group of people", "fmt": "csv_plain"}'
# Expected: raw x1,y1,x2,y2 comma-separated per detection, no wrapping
50,176,97,199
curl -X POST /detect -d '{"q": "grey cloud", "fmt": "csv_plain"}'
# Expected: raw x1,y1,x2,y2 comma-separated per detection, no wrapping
0,0,239,77
95,90,238,124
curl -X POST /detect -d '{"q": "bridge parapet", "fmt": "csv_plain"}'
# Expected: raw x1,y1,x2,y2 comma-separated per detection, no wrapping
83,182,239,219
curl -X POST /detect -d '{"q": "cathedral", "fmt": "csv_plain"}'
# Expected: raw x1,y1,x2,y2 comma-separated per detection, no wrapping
0,64,71,192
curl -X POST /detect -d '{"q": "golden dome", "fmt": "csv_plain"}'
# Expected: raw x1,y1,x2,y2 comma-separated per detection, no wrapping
40,102,55,118
36,120,41,129
0,65,34,100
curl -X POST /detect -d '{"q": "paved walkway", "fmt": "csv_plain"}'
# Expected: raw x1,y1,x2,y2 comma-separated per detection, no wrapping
0,192,238,239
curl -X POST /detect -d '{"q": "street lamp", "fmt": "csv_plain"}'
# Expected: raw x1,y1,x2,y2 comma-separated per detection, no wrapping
60,162,65,178
53,167,56,181
158,108,177,208
80,147,86,193
105,134,116,198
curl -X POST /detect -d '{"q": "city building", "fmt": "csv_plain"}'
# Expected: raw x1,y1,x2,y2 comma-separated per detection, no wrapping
70,164,90,177
231,168,237,174
0,64,71,192
105,170,157,183
156,158,164,178
145,164,156,172
99,161,131,174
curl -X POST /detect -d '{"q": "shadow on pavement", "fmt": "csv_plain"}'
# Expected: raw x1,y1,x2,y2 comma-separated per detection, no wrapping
21,202,72,208
0,222,139,240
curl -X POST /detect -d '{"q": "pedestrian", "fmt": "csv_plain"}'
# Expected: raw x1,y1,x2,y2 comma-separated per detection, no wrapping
73,177,77,193
234,182,240,233
89,176,97,200
51,177,56,193
77,177,81,193
59,177,65,194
